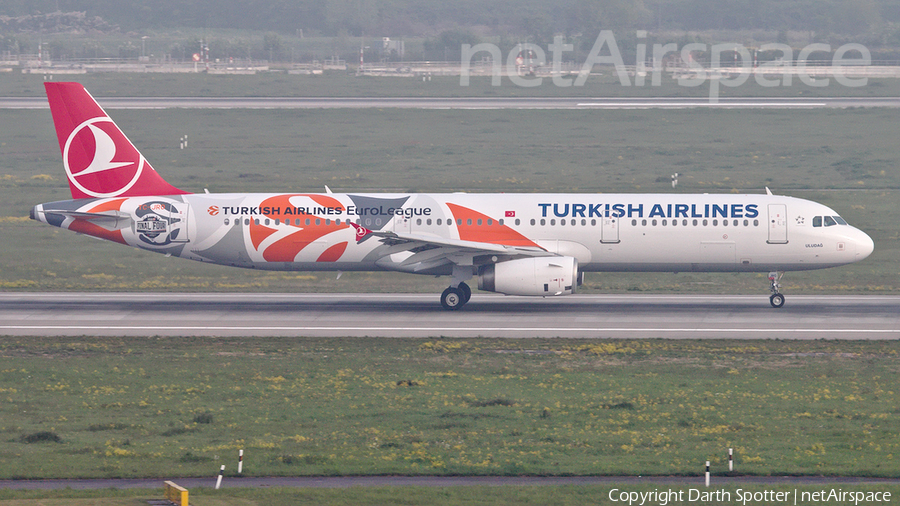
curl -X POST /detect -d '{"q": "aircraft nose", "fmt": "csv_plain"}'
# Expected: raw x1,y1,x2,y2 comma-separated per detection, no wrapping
855,229,875,260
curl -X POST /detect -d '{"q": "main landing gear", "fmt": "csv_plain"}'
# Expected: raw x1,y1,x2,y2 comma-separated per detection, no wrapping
441,282,472,310
768,271,785,308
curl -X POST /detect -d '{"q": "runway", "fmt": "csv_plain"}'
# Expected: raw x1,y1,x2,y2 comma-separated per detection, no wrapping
3,96,900,109
1,293,898,339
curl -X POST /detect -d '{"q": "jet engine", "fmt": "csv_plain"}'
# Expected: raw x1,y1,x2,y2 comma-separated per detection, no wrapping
478,257,579,296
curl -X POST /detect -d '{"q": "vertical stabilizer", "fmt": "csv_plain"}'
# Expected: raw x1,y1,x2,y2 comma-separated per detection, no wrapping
44,82,189,199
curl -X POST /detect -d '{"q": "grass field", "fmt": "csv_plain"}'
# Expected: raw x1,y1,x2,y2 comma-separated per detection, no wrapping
1,484,899,506
5,70,900,98
1,104,899,294
0,337,897,479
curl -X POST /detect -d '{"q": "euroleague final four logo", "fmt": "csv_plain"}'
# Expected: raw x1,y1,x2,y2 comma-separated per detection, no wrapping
63,116,145,198
135,201,183,246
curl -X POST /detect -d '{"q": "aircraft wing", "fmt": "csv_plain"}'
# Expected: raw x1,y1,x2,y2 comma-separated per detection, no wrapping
356,225,553,272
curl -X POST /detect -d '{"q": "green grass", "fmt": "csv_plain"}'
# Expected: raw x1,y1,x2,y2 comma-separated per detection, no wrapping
0,337,897,479
6,70,900,98
1,105,899,293
1,484,899,506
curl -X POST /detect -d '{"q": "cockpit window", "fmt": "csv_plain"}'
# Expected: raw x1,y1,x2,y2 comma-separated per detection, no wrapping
812,215,847,227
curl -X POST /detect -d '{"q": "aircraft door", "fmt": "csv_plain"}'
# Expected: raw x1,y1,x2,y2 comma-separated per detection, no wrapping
393,212,411,234
767,204,787,244
600,217,620,244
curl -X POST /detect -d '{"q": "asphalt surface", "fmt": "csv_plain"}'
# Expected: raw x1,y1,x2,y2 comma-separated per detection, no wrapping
3,96,900,109
1,293,898,339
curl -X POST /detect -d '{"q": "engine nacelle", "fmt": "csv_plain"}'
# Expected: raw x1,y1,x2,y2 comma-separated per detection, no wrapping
478,256,579,296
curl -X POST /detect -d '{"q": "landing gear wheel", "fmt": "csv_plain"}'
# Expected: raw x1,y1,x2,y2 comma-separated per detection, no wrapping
769,293,785,308
441,287,465,310
458,282,472,304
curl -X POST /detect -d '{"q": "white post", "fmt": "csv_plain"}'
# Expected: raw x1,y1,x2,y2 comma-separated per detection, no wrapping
238,449,244,474
728,448,733,471
705,460,710,487
215,465,225,489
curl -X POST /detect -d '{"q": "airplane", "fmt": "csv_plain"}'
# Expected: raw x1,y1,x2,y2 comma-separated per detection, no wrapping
31,82,874,310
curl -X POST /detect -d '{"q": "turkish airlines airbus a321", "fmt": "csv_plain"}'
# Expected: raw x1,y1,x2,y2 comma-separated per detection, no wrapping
31,83,874,309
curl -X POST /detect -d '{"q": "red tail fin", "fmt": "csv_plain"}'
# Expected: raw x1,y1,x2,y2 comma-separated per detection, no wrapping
44,82,189,199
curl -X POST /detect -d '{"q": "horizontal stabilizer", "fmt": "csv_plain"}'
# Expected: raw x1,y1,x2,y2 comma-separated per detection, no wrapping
42,209,132,231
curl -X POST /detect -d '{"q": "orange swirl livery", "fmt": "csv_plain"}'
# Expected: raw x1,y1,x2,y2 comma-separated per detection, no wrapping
31,83,874,310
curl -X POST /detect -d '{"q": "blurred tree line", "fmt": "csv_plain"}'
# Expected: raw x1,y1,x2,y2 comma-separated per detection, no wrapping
4,0,900,63
3,0,898,38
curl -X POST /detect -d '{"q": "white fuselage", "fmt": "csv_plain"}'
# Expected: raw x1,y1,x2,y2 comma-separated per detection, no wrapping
33,192,874,277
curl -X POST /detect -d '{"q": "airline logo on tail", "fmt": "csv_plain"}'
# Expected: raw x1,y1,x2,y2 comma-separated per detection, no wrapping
64,117,146,198
45,82,189,199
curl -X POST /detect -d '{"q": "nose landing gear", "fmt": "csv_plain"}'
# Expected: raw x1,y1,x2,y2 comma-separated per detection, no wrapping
768,271,785,308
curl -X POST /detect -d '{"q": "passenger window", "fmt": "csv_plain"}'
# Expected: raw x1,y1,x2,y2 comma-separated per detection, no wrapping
315,219,321,225
651,219,657,226
487,219,493,225
743,219,749,226
540,219,546,226
632,219,637,226
476,219,481,226
692,219,698,226
642,219,647,226
812,216,822,227
753,219,759,226
264,219,270,226
703,219,708,226
591,219,596,226
416,219,422,225
662,219,667,226
530,219,536,225
824,216,837,227
224,218,230,226
550,219,556,225
426,219,431,225
712,219,718,226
